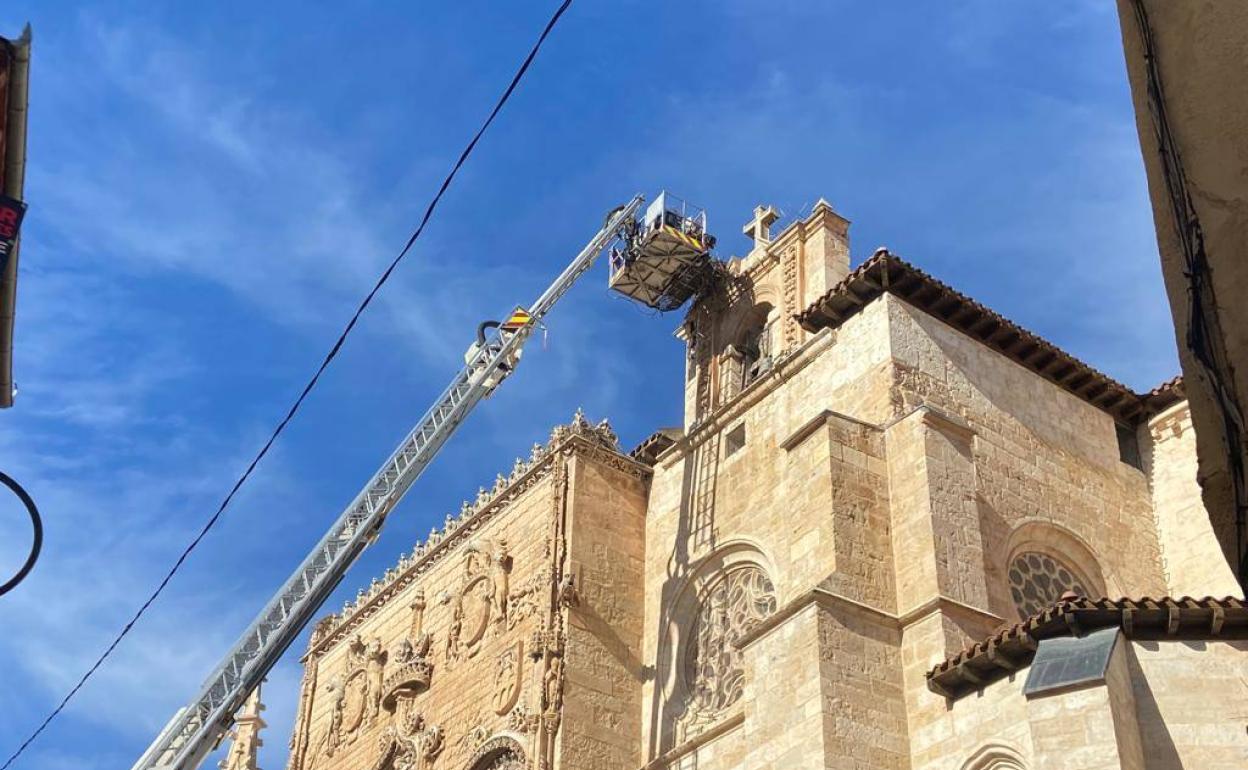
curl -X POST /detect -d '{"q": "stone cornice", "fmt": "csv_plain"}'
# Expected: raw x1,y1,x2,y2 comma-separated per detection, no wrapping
734,587,1005,652
640,711,744,770
897,595,1005,632
909,404,977,443
779,409,883,452
304,412,648,659
735,588,899,651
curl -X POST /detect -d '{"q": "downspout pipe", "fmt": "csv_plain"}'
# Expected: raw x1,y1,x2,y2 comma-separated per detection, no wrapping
0,24,30,408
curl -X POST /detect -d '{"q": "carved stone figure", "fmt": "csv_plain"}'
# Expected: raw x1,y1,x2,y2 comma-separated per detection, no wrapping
319,635,378,750
364,637,386,726
489,540,512,626
323,676,346,757
542,654,563,715
557,572,579,608
444,596,464,660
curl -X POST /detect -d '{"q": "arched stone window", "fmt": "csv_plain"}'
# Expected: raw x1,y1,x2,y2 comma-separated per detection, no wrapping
1003,522,1108,621
1007,551,1092,619
737,302,776,387
961,744,1027,770
680,564,777,733
466,736,525,770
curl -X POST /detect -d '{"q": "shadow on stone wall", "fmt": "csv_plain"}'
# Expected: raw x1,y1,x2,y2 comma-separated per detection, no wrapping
646,434,719,760
1126,643,1182,770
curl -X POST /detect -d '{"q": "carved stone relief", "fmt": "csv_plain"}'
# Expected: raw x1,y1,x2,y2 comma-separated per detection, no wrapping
381,633,432,708
542,653,564,718
324,634,388,755
491,640,525,715
780,244,801,351
504,569,545,630
371,711,445,770
446,540,513,665
382,592,435,712
507,705,539,735
455,722,492,756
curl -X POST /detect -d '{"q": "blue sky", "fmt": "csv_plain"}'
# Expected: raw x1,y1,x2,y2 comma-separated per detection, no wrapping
0,2,1175,769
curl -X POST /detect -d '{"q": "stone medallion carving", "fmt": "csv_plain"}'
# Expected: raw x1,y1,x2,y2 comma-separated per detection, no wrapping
325,635,387,755
680,565,776,738
491,640,525,715
446,540,512,664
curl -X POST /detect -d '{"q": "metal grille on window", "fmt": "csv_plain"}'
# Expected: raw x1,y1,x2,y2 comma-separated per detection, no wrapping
1008,551,1090,619
680,565,776,738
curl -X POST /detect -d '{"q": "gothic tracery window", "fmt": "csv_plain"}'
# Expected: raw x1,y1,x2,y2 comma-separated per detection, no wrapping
1008,551,1090,619
683,565,777,724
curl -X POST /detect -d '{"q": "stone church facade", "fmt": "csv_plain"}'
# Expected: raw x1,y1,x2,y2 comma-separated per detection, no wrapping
269,201,1247,770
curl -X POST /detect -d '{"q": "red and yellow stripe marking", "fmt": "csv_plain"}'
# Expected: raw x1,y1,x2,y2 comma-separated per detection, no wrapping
500,307,532,331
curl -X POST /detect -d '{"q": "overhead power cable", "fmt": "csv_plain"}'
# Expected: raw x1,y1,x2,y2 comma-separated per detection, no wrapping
0,1,574,766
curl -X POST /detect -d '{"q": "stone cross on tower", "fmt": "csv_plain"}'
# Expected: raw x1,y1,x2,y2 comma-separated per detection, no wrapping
743,205,781,252
219,683,267,770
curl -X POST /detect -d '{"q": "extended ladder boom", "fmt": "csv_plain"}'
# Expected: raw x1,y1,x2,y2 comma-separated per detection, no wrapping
133,195,644,770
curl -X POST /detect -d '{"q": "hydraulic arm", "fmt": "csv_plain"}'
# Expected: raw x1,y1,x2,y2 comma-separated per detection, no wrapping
132,195,644,770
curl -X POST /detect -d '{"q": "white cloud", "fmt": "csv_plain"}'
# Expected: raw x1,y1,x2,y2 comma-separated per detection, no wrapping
29,15,427,343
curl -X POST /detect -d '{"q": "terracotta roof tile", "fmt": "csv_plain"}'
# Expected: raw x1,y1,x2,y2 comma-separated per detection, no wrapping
925,595,1248,699
630,428,681,466
796,250,1181,425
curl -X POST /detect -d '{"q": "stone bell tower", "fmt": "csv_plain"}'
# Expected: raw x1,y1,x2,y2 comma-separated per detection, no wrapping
680,199,851,427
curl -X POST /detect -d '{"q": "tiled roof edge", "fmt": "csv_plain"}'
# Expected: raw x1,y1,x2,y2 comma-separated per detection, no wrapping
796,250,1182,425
630,427,681,466
925,595,1248,699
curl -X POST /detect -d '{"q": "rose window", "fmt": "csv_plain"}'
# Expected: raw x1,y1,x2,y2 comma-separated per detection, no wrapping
1008,551,1090,619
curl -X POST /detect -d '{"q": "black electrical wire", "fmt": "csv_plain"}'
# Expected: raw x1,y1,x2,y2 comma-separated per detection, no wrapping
0,470,41,597
1129,0,1248,587
0,2,574,766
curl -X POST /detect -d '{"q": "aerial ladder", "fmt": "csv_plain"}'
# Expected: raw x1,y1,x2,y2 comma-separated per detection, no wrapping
131,191,718,770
